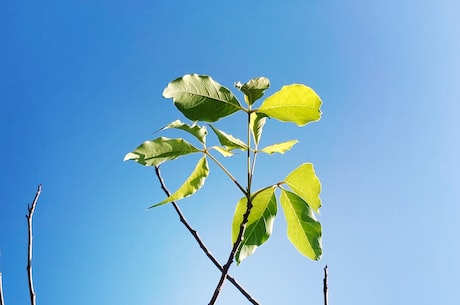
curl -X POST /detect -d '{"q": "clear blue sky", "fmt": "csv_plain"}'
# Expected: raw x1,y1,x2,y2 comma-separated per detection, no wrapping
1,1,459,304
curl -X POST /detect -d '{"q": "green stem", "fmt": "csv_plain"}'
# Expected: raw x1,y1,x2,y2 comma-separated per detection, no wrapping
205,152,247,196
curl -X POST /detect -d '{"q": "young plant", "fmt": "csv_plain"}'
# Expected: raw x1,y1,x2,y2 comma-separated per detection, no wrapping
125,74,323,304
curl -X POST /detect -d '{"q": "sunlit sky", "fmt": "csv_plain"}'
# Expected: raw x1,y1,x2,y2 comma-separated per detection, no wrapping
1,1,459,304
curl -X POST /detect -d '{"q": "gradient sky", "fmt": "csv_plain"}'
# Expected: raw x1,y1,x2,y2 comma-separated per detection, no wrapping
1,1,459,304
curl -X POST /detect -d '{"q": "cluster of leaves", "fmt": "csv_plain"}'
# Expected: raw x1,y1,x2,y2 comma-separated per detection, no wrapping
125,74,323,264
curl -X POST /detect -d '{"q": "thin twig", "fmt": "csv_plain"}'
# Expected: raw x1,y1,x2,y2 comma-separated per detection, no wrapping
154,167,260,305
0,273,5,305
26,184,42,305
323,265,328,305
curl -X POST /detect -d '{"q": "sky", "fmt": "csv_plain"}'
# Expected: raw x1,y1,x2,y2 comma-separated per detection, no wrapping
1,0,460,304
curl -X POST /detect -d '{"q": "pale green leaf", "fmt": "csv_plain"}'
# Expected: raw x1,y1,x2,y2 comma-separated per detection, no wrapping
284,163,322,213
124,137,200,166
235,77,270,105
163,74,242,122
249,112,266,146
161,120,207,144
258,84,322,126
280,189,322,260
260,140,298,155
151,156,209,207
209,125,248,151
232,187,277,264
211,146,234,157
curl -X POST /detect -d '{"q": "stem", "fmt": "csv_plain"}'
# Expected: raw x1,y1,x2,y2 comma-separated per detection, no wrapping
323,265,328,305
154,167,260,305
26,184,41,305
208,110,255,305
206,152,247,195
0,273,5,305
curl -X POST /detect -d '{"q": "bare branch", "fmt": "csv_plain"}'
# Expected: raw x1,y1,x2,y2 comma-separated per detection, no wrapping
154,167,259,305
323,265,328,305
208,194,253,305
0,272,5,305
26,184,42,305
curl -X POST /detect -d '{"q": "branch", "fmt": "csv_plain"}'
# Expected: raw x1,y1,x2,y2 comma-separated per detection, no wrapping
154,167,260,305
26,184,42,305
323,265,328,305
208,195,253,305
0,273,5,305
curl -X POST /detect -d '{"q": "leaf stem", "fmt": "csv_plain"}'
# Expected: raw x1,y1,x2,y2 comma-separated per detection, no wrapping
154,167,260,305
205,152,247,195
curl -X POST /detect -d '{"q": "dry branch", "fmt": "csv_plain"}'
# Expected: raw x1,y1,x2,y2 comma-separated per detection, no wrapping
26,185,42,305
154,167,259,305
0,272,5,305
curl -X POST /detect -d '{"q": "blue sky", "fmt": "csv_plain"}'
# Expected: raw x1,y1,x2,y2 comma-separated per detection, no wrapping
1,1,459,304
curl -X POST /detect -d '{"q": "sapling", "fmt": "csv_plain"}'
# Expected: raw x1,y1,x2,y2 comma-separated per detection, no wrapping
125,74,324,304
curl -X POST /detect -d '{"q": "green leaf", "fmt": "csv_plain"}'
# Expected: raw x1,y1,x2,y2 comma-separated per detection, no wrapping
209,125,248,151
260,140,298,155
284,163,322,213
151,156,209,207
232,187,277,264
258,84,322,126
124,137,200,166
280,189,322,260
249,112,266,146
163,74,242,122
211,146,234,157
235,77,270,105
161,120,207,144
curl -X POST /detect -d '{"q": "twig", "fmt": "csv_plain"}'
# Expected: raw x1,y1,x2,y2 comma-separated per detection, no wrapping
208,195,253,305
0,272,5,305
26,185,42,305
323,265,328,305
154,167,260,305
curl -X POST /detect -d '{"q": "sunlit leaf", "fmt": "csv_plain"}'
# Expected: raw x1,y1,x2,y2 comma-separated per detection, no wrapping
235,77,270,105
232,187,277,264
124,137,200,166
260,140,298,155
161,120,207,144
284,163,322,213
151,156,209,207
280,189,322,260
249,112,266,146
209,125,248,151
258,84,322,126
211,146,234,157
163,74,242,122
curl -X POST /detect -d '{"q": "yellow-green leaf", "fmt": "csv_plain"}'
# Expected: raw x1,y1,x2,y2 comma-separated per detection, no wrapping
284,163,322,213
260,140,298,155
258,84,322,126
124,137,200,166
151,156,209,208
280,189,322,260
232,187,277,264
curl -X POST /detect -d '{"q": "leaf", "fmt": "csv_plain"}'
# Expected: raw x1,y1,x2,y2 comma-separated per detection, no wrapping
235,77,270,105
124,137,200,166
161,120,207,144
209,125,248,151
232,187,277,264
260,140,298,155
258,84,322,126
280,189,322,260
151,156,209,208
211,146,234,157
163,74,242,122
284,163,322,213
249,112,266,146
